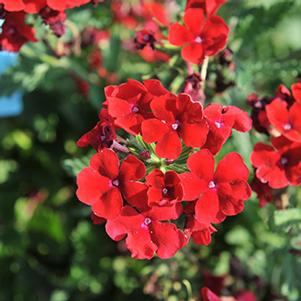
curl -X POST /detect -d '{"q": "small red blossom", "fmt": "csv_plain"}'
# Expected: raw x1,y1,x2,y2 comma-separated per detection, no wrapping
200,287,221,301
291,82,301,103
76,148,148,219
142,93,209,159
105,204,185,259
251,136,301,189
146,169,183,207
181,150,251,225
77,109,116,151
168,8,229,64
39,7,66,37
0,12,37,52
107,79,168,135
266,98,301,142
203,104,252,154
251,177,273,207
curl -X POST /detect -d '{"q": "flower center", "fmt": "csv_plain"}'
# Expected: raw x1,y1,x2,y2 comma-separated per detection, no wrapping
215,121,223,129
283,123,292,131
194,36,203,44
162,187,169,195
144,217,152,226
112,179,119,187
208,181,216,189
171,121,180,131
280,157,288,166
132,105,139,113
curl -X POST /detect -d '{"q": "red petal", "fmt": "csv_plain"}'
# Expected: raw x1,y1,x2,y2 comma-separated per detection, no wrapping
120,154,146,181
151,221,184,259
141,119,168,143
76,167,110,205
288,103,301,142
180,172,207,201
215,152,249,182
90,148,119,179
92,188,123,219
147,203,183,220
195,191,220,225
122,181,149,211
143,79,169,96
155,131,182,159
105,206,143,240
168,23,191,46
266,98,290,132
184,8,206,36
292,82,301,103
150,94,177,123
126,229,157,260
181,43,205,64
180,120,209,148
187,149,215,182
107,97,132,118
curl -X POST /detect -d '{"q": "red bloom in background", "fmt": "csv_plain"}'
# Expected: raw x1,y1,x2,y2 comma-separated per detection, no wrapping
142,93,209,159
0,12,37,52
181,150,251,225
200,287,221,301
203,104,252,154
186,0,227,16
107,79,168,135
77,108,116,151
266,98,301,142
76,148,148,219
251,136,301,189
105,204,185,259
168,8,229,64
251,177,273,207
47,0,91,11
236,291,257,301
146,169,183,207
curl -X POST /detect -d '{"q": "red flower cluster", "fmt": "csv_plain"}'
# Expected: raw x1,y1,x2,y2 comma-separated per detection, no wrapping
168,0,229,64
249,82,301,206
76,79,252,259
0,0,96,51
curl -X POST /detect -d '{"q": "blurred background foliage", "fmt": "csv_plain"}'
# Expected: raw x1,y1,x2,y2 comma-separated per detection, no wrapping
1,0,301,300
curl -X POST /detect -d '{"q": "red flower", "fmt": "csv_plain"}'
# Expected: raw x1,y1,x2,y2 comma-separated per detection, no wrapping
168,8,229,64
236,291,257,301
146,169,183,207
251,177,273,207
142,93,209,159
266,98,301,142
107,79,168,135
181,149,251,225
77,109,116,151
203,104,252,154
186,0,227,16
105,204,185,259
0,12,37,52
76,148,148,219
200,287,221,301
251,136,301,189
0,0,25,12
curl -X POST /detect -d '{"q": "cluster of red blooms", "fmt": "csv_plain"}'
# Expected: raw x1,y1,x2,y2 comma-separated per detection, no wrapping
168,0,229,64
0,0,99,51
75,78,252,259
249,82,301,207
